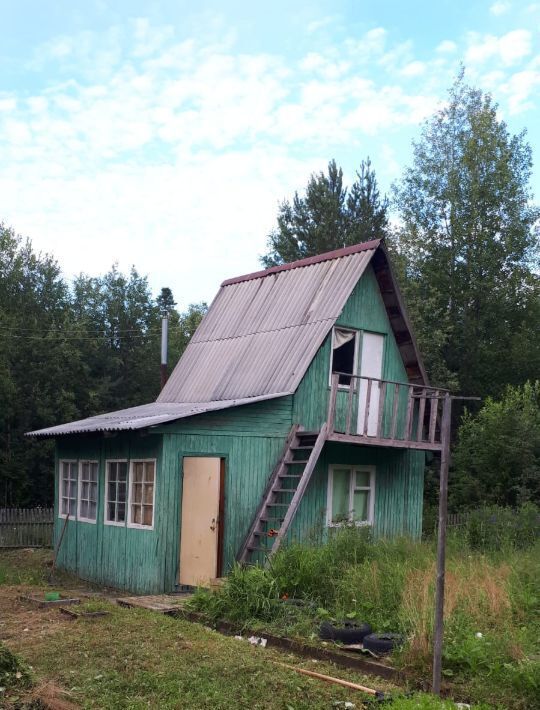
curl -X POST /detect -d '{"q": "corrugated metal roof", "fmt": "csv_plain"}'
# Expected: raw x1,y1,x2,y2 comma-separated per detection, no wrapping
26,393,288,438
28,239,428,438
157,244,377,402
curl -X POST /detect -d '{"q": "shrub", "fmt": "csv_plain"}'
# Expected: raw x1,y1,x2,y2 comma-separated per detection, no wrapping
0,642,32,690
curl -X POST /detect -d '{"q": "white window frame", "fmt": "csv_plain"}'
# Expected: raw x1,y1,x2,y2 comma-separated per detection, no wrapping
326,464,376,527
328,327,359,389
77,460,99,524
58,460,78,520
104,459,129,527
127,459,157,530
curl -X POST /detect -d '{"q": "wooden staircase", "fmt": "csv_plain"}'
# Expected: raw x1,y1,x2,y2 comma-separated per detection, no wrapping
237,423,328,564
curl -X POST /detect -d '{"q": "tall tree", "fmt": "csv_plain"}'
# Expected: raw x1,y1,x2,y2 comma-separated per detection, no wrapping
393,72,540,395
262,158,389,267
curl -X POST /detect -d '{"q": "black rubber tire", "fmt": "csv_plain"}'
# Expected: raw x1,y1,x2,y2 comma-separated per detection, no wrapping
362,632,404,654
319,621,373,644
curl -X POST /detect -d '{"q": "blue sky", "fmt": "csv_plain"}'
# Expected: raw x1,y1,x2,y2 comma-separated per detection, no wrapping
1,0,539,305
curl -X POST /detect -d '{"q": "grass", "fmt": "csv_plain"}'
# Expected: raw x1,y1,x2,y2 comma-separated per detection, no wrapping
188,509,540,710
0,550,402,709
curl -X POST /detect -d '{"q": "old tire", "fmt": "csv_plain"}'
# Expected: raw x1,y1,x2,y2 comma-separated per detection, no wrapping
319,621,373,644
362,633,404,655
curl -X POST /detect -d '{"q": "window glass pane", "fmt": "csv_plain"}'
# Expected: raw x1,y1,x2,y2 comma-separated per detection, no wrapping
145,463,155,482
90,463,98,482
331,469,350,523
353,490,369,522
69,498,77,516
89,501,97,519
356,471,370,488
133,483,142,503
118,481,126,503
89,481,97,503
107,502,116,521
134,463,143,482
143,483,153,504
118,462,128,481
132,505,141,524
80,500,88,518
82,481,89,499
143,505,153,526
108,480,116,502
117,503,125,522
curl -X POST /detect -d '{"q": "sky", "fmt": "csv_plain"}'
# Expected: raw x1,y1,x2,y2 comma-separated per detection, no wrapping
1,0,539,307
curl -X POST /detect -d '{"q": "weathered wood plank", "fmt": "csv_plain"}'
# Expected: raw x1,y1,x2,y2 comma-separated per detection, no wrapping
376,381,387,437
429,392,439,443
363,379,373,436
327,431,443,452
416,390,426,442
390,383,400,440
404,385,414,441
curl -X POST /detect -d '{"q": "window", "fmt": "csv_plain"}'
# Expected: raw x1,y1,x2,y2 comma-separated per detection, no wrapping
105,461,128,525
59,461,78,518
327,465,375,526
128,460,155,529
78,461,98,523
330,328,358,387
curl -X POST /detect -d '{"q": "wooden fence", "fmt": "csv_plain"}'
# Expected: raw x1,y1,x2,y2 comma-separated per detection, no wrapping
0,508,54,548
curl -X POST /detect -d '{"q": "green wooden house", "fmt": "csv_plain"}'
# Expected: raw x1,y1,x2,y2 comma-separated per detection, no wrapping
28,240,445,594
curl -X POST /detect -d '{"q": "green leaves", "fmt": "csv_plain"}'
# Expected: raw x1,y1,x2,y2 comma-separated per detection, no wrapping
261,158,389,267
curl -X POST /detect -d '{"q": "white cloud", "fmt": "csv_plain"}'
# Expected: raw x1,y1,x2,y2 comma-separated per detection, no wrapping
2,18,538,301
400,61,426,77
436,40,457,54
490,1,511,15
466,29,532,66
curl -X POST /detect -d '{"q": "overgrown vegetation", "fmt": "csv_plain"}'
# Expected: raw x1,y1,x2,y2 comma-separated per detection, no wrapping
189,514,539,709
0,642,32,693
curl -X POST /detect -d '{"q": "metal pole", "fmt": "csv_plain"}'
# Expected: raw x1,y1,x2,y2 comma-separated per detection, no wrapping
160,315,169,390
432,392,452,694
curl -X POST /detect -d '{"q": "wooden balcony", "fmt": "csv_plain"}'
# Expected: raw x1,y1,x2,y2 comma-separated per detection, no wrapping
327,373,448,451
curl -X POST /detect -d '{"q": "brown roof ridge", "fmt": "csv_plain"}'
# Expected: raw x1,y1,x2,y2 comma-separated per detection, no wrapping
221,239,382,287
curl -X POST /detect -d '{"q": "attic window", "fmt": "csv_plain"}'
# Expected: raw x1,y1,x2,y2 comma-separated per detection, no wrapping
331,328,357,386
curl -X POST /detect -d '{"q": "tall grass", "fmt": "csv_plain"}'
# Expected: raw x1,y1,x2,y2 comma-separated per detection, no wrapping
189,505,539,708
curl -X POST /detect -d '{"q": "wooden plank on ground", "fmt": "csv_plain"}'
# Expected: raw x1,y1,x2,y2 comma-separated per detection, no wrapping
116,594,193,613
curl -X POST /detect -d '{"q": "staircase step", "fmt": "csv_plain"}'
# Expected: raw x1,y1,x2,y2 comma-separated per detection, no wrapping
278,473,302,478
290,445,314,451
248,546,272,552
285,459,309,465
266,503,290,507
273,488,297,493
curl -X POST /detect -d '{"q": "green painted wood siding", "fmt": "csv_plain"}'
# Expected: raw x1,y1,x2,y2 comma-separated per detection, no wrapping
53,432,169,594
293,264,411,434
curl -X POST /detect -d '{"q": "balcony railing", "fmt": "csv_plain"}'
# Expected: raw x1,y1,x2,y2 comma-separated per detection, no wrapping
327,373,448,451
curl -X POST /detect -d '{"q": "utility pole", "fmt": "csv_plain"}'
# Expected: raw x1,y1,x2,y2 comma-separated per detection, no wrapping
160,314,169,390
432,394,481,695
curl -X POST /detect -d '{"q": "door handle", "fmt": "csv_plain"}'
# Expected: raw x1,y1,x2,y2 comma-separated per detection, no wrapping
210,518,217,532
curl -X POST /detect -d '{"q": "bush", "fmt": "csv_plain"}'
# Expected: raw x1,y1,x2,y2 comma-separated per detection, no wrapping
0,642,32,690
463,504,539,551
451,381,540,508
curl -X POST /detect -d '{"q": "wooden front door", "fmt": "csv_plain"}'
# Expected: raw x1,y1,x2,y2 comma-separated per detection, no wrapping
179,457,223,586
356,332,384,436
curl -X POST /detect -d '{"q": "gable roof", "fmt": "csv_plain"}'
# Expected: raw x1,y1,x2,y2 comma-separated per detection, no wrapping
28,239,427,437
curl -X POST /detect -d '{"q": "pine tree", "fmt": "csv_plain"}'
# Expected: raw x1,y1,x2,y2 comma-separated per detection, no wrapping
262,158,389,266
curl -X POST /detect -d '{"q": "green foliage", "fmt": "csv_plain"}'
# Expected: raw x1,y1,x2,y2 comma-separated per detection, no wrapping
0,642,32,690
0,222,207,505
190,525,540,709
392,71,540,395
262,158,389,267
452,382,540,508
